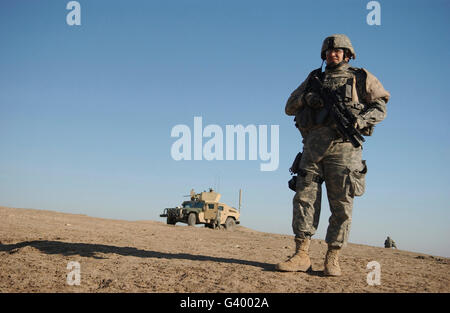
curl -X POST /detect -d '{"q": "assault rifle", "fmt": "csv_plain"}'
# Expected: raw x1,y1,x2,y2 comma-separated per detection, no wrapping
311,74,365,148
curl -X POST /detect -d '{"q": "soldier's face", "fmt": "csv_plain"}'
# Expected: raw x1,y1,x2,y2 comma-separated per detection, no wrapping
326,48,344,65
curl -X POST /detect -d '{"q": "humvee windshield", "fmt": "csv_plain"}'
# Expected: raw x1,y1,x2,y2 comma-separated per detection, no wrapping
182,201,204,209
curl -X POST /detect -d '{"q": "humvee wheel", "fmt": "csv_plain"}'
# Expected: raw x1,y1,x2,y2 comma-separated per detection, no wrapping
224,217,236,231
187,213,196,226
167,217,176,225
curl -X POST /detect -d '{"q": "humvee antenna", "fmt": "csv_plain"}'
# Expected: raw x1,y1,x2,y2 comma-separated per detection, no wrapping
239,189,242,213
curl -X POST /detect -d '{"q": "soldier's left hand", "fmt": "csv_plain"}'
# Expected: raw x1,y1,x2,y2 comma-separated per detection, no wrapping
355,117,367,129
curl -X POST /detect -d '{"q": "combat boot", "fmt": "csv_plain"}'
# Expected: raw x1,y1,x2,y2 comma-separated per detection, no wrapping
275,238,312,272
324,246,342,276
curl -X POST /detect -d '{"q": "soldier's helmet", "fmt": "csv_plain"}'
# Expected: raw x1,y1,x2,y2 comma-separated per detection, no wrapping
321,34,356,60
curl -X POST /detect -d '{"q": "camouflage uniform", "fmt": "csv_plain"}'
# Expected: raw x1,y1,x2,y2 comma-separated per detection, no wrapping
286,60,389,248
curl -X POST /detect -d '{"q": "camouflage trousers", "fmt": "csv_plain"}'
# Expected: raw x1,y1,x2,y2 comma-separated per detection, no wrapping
293,127,367,248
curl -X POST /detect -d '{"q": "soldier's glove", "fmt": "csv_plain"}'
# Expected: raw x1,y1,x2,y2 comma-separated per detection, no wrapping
354,116,368,129
304,92,324,109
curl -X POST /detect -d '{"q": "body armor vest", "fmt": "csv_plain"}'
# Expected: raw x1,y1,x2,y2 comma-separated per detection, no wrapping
295,63,371,138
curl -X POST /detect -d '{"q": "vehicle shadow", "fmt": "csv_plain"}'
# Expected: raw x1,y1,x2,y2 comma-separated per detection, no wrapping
0,240,273,270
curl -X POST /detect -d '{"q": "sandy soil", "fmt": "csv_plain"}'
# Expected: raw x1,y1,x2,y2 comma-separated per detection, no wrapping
0,206,448,293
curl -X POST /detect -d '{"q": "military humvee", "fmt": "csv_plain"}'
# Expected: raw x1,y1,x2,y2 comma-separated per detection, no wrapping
160,188,241,230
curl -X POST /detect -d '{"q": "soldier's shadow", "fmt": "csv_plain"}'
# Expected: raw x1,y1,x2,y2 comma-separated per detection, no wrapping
0,240,274,270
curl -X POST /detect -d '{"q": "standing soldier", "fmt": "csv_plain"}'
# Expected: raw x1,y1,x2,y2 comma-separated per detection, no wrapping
384,236,398,249
276,34,390,276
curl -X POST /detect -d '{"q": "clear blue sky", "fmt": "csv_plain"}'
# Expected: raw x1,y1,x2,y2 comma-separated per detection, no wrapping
1,0,449,257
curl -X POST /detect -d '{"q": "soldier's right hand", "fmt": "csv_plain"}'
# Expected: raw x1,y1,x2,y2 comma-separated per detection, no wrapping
304,92,324,109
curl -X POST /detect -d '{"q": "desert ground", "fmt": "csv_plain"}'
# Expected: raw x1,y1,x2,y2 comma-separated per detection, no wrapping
0,206,448,293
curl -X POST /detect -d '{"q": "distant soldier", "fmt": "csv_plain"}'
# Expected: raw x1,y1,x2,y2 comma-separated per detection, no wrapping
384,236,397,249
276,34,390,276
